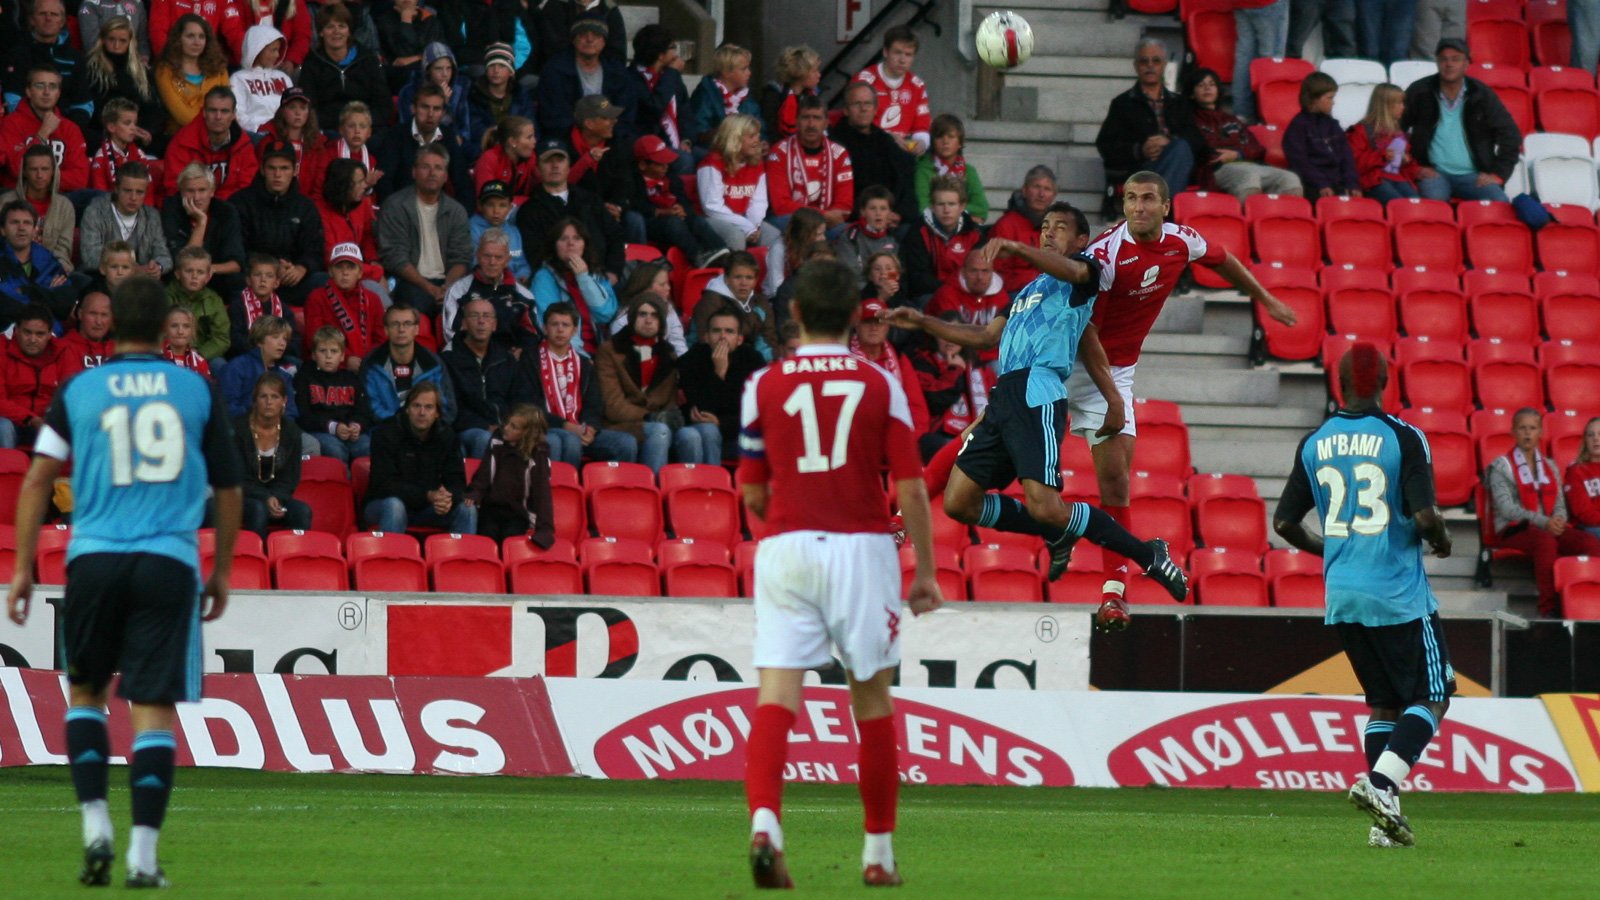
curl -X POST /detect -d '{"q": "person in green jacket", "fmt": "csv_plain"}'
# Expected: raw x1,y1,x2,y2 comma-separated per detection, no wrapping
914,114,988,222
165,246,232,365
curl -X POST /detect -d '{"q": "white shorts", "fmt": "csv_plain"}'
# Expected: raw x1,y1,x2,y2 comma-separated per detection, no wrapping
1067,361,1137,446
752,531,902,682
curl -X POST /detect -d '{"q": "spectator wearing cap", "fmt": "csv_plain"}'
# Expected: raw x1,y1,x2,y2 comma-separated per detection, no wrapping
537,18,638,150
304,241,387,367
625,135,727,268
517,137,625,280
1401,37,1519,203
627,24,691,169
466,43,535,154
299,2,395,130
851,295,929,432
442,224,539,351
259,87,321,168
373,81,473,202
569,94,634,221
764,93,854,232
230,143,327,307
377,142,474,316
538,0,628,69
469,180,533,284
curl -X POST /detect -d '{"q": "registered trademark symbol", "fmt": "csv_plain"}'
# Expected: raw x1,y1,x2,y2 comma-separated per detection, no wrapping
338,602,363,630
1035,616,1058,642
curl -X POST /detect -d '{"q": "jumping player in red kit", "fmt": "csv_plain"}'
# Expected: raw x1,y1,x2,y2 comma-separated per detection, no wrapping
737,258,943,889
1073,171,1298,630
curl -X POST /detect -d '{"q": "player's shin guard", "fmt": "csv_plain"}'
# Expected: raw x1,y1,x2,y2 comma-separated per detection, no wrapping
1373,705,1439,792
745,705,796,821
856,715,899,836
1101,505,1132,592
1364,720,1396,769
976,494,1061,539
924,436,962,498
66,706,110,805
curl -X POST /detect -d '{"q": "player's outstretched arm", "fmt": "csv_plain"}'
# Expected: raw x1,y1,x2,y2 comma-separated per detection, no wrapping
203,486,243,622
1209,251,1298,326
1077,325,1125,438
1414,506,1452,559
880,307,1005,351
978,237,1094,284
894,477,944,617
5,454,64,625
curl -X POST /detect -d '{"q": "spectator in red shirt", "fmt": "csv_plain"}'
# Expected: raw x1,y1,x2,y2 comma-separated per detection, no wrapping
851,296,929,437
0,63,90,194
1488,408,1600,617
697,114,780,252
0,303,65,449
759,44,820,142
910,314,994,460
926,250,1007,364
316,158,381,268
88,98,161,201
986,165,1057,294
161,86,260,200
303,242,386,369
473,114,538,201
900,174,983,306
854,25,932,156
1564,417,1600,540
764,93,854,231
1348,83,1422,205
60,289,116,376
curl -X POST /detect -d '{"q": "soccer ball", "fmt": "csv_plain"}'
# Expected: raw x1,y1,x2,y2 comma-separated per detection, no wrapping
975,11,1033,71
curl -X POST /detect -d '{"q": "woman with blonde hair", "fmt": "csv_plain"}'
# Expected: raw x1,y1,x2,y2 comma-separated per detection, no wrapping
760,44,820,141
696,113,780,252
1564,417,1600,539
84,15,165,141
1347,83,1421,205
154,14,231,133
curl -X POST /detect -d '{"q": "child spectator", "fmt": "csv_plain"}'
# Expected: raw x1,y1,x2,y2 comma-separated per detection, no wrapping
691,251,777,361
626,135,727,268
219,314,298,417
375,0,443,93
83,15,167,143
764,208,826,299
228,254,297,362
228,0,313,77
926,249,1007,365
760,44,821,142
862,249,910,311
233,372,313,537
88,98,161,198
901,174,983,305
79,162,170,276
231,22,293,134
1284,72,1361,198
398,42,475,137
1348,83,1421,205
259,87,325,168
855,25,932,155
467,404,557,546
165,246,232,366
698,114,780,252
687,42,761,146
628,26,689,160
296,326,375,462
465,43,535,154
473,115,539,200
304,242,386,368
831,186,900,282
519,301,638,466
531,218,620,355
763,93,854,229
162,306,212,380
916,114,989,220
468,181,532,282
302,101,381,203
1185,67,1303,199
154,14,231,134
610,260,688,357
910,313,994,460
1565,418,1600,540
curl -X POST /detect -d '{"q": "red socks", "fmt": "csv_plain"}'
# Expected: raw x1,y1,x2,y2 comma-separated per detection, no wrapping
924,436,962,498
1102,504,1132,587
745,704,795,818
856,715,900,835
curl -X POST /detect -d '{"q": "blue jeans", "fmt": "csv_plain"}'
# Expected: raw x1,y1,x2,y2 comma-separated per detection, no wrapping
1356,0,1417,67
363,496,478,534
672,422,724,465
311,430,372,464
0,418,15,449
546,424,638,466
622,210,647,246
1418,171,1510,203
1233,0,1290,122
1575,0,1600,71
1367,179,1420,204
1149,138,1195,195
638,421,671,473
459,427,494,460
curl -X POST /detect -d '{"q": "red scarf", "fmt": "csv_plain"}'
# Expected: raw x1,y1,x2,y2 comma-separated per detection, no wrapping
637,64,680,147
563,271,597,349
539,344,581,420
715,78,748,117
850,336,900,379
163,344,211,378
325,282,371,342
933,153,967,180
240,287,285,328
780,135,841,209
1506,447,1559,516
642,175,676,209
942,366,989,435
632,334,659,386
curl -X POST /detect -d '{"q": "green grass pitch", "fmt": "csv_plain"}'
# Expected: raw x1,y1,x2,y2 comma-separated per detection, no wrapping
2,768,1597,897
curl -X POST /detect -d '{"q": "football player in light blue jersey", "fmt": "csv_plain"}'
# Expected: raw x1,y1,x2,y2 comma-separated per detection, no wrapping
1274,343,1453,849
883,204,1188,603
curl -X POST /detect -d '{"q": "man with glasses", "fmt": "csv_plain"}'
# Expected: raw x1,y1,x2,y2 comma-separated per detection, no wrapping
0,63,90,194
442,296,523,459
1,0,92,129
1094,39,1208,209
361,303,457,426
827,81,918,228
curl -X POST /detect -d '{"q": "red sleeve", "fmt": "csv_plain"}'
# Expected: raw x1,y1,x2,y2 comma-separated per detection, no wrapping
221,141,258,199
149,5,175,58
897,354,930,436
568,149,599,185
910,77,932,135
831,149,854,215
300,147,330,205
302,292,331,355
763,146,802,217
736,373,769,486
88,149,110,192
926,284,959,317
1176,223,1226,267
220,6,248,66
1346,126,1387,189
161,142,192,198
1565,463,1600,527
284,4,312,66
56,127,89,193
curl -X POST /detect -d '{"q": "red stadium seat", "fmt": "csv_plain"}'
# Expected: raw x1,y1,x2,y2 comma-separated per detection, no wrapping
581,536,659,595
1393,217,1463,272
1127,469,1187,500
1190,547,1269,607
1469,18,1532,69
1464,222,1534,275
1462,267,1532,296
1323,216,1392,273
1427,428,1480,507
1535,269,1600,296
1327,286,1398,342
1456,199,1518,230
504,538,583,594
587,475,664,545
346,531,427,592
0,523,15,582
1058,467,1100,506
973,522,1043,553
1248,124,1288,168
1546,361,1600,410
548,477,588,547
1567,584,1600,619
1531,4,1574,67
1474,359,1545,410
677,267,722,324
1195,495,1269,553
1465,0,1524,23
199,529,269,590
267,529,348,591
1476,482,1531,580
1319,263,1389,294
1257,79,1304,128
1129,0,1179,13
1398,405,1470,434
1471,406,1517,439
350,455,371,504
1183,6,1238,83
1535,85,1600,138
659,538,738,598
1467,337,1536,369
1132,397,1184,425
1186,472,1261,505
1250,55,1315,91
1393,265,1460,296
1539,338,1600,367
1125,570,1188,605
1386,197,1455,226
1395,335,1464,365
929,497,972,552
1545,408,1589,464
1173,190,1242,221
1541,293,1600,345
661,463,741,547
1536,221,1600,278
900,544,967,601
964,543,1043,603
1470,62,1536,132
1266,547,1325,608
625,243,663,263
1246,192,1315,222
1184,212,1250,289
1251,264,1325,360
1129,479,1194,557
1059,431,1096,472
425,533,504,594
1134,421,1193,479
346,530,420,565
1555,555,1600,595
1530,65,1595,93
1400,358,1473,414
582,460,655,489
1247,193,1320,269
292,475,356,539
1041,541,1105,605
1470,290,1541,344
1315,193,1384,225
0,448,28,514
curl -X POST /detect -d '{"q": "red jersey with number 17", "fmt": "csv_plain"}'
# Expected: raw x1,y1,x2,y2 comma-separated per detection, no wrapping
737,344,922,535
1086,221,1225,366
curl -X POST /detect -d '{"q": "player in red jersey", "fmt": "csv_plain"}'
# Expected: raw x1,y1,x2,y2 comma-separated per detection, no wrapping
1074,171,1298,631
737,258,943,889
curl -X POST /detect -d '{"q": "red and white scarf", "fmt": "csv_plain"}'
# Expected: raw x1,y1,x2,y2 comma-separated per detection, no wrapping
850,336,900,379
1506,447,1559,516
942,367,990,434
637,64,680,147
325,282,370,342
781,136,841,209
933,153,967,180
163,344,211,378
335,139,372,168
642,175,676,209
240,287,285,329
715,78,748,117
539,344,581,420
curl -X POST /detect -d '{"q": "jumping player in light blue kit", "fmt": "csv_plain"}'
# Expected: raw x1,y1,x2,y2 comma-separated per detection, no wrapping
1273,342,1454,849
6,275,245,888
883,202,1187,602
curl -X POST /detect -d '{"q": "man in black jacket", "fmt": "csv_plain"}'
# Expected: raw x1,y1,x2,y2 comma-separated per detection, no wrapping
371,83,474,202
828,81,918,228
230,145,327,307
678,306,765,462
518,301,636,466
1400,38,1521,203
363,380,476,534
0,0,90,130
443,297,525,459
1094,39,1209,208
536,19,637,147
517,138,625,279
